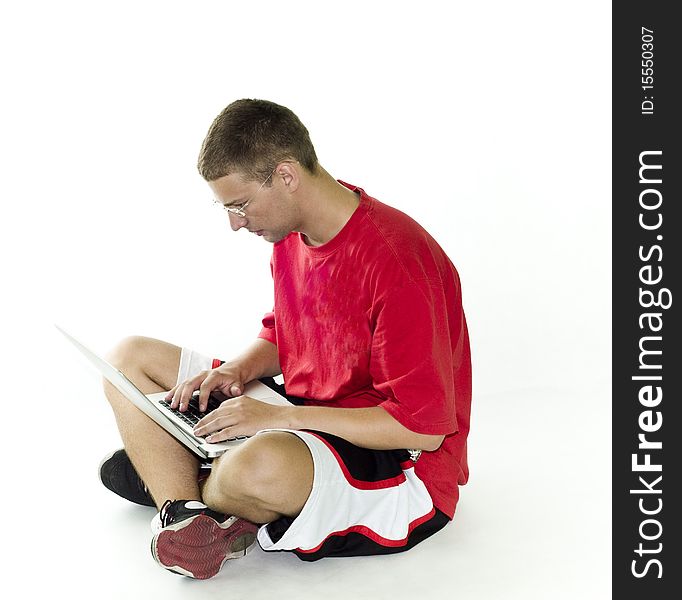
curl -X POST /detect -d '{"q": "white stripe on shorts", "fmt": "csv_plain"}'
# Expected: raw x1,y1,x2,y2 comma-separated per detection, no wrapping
256,429,435,553
177,348,214,386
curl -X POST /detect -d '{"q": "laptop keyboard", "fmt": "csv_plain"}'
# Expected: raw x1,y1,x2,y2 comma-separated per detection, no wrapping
157,394,247,442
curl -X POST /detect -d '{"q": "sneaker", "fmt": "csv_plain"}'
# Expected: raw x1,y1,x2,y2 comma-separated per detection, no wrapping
151,500,258,579
98,449,155,507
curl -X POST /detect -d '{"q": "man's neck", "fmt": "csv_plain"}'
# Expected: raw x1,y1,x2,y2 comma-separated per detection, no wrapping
296,167,360,246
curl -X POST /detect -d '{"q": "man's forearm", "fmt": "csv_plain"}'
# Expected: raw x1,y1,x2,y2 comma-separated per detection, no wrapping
232,338,281,382
230,342,444,451
285,404,444,452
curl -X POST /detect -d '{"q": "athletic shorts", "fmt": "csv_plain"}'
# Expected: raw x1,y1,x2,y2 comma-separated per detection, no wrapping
177,348,450,561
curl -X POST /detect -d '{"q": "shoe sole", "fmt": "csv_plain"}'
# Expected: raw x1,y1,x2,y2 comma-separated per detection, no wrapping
151,514,258,579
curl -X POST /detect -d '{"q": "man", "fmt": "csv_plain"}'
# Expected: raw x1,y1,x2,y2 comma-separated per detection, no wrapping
100,99,472,579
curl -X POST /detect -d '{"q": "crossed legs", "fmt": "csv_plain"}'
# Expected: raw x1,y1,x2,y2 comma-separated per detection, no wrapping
103,336,313,524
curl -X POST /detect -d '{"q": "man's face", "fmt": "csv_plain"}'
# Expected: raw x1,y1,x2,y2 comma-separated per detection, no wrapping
208,171,296,244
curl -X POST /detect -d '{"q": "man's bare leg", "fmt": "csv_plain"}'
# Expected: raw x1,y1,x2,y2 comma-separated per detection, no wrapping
202,431,314,523
103,336,201,508
104,336,314,522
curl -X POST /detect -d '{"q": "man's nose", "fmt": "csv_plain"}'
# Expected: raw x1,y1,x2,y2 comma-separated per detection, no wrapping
228,212,247,231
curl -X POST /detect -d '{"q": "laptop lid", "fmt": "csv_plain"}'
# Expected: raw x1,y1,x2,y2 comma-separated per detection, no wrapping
55,326,232,458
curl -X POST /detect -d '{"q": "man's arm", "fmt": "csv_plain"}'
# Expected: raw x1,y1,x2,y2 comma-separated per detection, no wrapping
194,398,445,452
167,338,281,412
228,338,281,382
287,404,445,452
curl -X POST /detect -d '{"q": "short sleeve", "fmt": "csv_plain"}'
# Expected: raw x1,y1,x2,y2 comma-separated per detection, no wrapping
371,280,458,435
258,309,277,345
258,254,278,345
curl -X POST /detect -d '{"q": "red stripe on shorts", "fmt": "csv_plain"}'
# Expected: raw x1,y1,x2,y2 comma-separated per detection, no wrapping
307,432,407,490
296,507,437,553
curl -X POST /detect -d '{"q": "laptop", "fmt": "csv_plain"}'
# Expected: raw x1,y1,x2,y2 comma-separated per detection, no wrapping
56,326,292,458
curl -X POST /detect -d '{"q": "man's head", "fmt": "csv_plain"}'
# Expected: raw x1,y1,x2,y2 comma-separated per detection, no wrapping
199,100,320,244
198,99,318,184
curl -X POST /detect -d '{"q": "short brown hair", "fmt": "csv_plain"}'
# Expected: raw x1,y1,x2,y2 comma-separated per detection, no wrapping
197,99,319,182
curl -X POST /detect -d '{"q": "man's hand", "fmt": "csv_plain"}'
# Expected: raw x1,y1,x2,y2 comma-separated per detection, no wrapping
166,361,246,413
193,396,292,442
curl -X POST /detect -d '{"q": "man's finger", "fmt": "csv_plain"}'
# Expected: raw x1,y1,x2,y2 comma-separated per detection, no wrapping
170,385,185,409
195,411,233,435
165,384,178,401
179,381,200,411
198,377,219,412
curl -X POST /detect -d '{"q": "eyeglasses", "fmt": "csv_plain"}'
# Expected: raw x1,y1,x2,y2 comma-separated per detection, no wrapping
214,167,277,218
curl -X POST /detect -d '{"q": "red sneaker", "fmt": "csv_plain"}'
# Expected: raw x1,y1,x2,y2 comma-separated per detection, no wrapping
151,500,258,579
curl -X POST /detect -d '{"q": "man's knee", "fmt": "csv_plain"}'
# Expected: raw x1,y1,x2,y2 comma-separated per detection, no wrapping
205,432,313,513
217,433,308,490
103,335,181,399
106,335,153,370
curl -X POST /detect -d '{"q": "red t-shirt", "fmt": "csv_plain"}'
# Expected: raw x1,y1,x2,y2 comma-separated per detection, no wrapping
258,182,472,519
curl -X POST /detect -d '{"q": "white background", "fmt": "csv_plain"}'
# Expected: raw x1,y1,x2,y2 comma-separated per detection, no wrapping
0,1,611,598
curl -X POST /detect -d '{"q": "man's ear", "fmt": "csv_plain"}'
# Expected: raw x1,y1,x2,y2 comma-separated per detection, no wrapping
277,161,300,193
